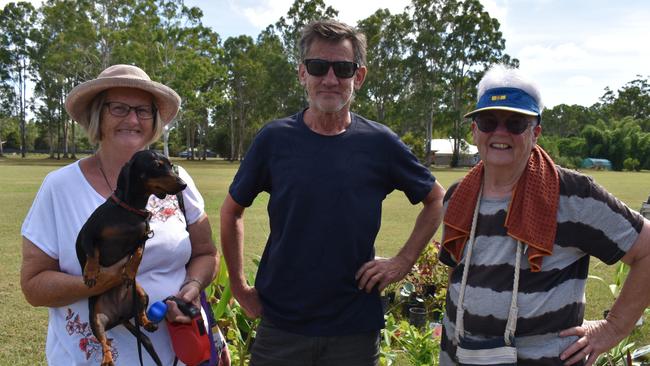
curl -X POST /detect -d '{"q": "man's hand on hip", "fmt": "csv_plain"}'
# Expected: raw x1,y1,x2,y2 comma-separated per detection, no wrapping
355,255,412,293
232,284,263,319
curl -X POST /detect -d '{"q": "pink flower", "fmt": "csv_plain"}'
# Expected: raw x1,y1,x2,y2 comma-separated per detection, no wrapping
79,338,88,352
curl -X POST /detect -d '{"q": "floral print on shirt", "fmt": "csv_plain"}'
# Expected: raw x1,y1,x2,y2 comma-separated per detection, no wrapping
65,308,118,362
147,194,185,224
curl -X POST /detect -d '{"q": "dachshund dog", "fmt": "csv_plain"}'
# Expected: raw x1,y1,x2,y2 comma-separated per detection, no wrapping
76,150,187,366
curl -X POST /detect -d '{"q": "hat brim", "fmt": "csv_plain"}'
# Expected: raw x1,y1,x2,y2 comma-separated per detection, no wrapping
65,77,181,130
464,106,540,119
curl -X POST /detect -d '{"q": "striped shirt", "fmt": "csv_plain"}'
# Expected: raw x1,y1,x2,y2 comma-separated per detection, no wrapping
439,167,644,366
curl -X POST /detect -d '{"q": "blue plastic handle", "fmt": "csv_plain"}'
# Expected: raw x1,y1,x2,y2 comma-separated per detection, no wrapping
147,301,168,324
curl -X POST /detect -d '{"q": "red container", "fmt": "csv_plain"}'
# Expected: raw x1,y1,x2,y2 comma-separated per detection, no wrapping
166,297,211,366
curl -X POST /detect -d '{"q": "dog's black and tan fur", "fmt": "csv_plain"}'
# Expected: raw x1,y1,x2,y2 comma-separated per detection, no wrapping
76,150,186,366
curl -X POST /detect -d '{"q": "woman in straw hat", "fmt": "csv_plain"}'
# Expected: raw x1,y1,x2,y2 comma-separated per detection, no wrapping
437,64,650,366
20,64,229,365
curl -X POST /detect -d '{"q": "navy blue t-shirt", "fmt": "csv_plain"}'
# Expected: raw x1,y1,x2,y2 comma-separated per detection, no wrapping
228,110,436,336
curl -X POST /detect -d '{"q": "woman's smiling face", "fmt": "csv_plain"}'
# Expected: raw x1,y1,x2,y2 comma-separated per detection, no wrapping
99,87,155,151
471,110,541,169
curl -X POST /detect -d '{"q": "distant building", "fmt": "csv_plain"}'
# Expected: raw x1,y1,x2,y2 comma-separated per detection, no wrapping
580,158,612,170
430,138,479,167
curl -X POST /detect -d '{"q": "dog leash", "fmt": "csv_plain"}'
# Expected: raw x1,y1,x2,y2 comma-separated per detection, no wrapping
109,192,153,366
174,166,224,366
134,279,145,366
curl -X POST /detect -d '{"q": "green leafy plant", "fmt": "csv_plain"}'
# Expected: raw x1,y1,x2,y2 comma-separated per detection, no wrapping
588,262,648,365
379,241,449,366
207,255,260,366
589,262,630,299
594,336,634,366
381,312,441,366
380,314,400,366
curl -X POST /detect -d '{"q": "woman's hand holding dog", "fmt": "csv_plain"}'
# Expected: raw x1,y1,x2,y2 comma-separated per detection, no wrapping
89,257,130,295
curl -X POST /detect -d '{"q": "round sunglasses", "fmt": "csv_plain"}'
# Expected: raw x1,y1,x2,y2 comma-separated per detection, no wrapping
303,59,359,79
474,115,534,135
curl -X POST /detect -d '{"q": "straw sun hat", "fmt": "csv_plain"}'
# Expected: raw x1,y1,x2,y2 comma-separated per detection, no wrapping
65,64,181,129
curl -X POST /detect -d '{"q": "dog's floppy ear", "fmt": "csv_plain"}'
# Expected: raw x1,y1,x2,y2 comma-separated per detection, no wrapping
116,160,132,199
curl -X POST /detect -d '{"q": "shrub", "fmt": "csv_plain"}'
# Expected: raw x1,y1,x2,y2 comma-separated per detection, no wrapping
623,158,640,171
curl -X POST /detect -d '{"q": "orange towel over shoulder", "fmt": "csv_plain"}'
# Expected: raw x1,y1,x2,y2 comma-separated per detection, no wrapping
441,146,559,272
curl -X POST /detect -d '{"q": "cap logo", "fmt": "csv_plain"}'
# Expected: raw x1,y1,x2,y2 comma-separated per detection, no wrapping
491,95,507,101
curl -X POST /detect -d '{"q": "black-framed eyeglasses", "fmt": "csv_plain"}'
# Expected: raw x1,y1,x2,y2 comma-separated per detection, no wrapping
104,102,155,120
303,59,359,78
474,115,534,135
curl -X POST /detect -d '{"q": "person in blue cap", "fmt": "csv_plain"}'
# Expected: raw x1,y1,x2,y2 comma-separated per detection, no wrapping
437,64,650,366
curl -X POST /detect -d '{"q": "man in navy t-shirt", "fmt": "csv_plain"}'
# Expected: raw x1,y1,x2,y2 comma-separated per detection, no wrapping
220,19,446,366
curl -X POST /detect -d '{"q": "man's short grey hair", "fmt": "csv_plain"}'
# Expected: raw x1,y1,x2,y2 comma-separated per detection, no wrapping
86,90,163,145
299,19,367,66
477,64,544,112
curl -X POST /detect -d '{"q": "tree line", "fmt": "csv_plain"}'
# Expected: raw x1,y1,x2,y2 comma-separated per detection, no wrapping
1,0,649,170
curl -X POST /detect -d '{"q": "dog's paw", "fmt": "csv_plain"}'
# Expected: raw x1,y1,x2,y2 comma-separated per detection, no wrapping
144,322,158,332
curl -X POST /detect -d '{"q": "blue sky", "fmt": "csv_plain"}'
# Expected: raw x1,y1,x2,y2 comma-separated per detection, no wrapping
3,0,650,109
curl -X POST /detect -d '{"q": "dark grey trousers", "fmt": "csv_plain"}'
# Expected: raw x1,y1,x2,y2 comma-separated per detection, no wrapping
250,320,380,366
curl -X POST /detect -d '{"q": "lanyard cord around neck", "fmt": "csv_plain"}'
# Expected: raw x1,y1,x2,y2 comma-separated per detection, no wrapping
454,184,523,346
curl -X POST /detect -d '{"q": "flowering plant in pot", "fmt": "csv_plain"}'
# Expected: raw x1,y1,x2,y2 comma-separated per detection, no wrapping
402,241,448,316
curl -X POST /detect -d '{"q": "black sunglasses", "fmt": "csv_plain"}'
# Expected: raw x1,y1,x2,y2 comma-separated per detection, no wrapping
474,115,534,135
303,59,359,78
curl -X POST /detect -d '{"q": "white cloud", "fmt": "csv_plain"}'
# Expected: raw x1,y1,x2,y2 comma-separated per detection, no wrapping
480,0,508,25
234,0,292,28
565,76,593,87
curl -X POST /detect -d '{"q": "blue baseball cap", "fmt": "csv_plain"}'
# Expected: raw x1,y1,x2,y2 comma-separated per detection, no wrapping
464,87,541,119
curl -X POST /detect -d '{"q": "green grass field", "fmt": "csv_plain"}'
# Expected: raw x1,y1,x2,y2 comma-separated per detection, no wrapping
1,155,648,365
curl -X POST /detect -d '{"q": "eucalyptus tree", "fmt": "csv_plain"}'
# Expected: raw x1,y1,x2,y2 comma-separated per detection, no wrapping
441,0,511,166
89,0,140,69
32,0,99,158
222,35,259,160
168,24,226,159
407,0,511,166
599,77,650,126
356,9,411,132
143,2,226,157
407,0,448,163
0,45,17,156
0,84,19,155
0,1,38,157
255,29,305,119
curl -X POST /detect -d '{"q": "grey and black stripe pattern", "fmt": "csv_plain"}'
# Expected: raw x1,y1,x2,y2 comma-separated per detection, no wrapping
438,167,643,365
